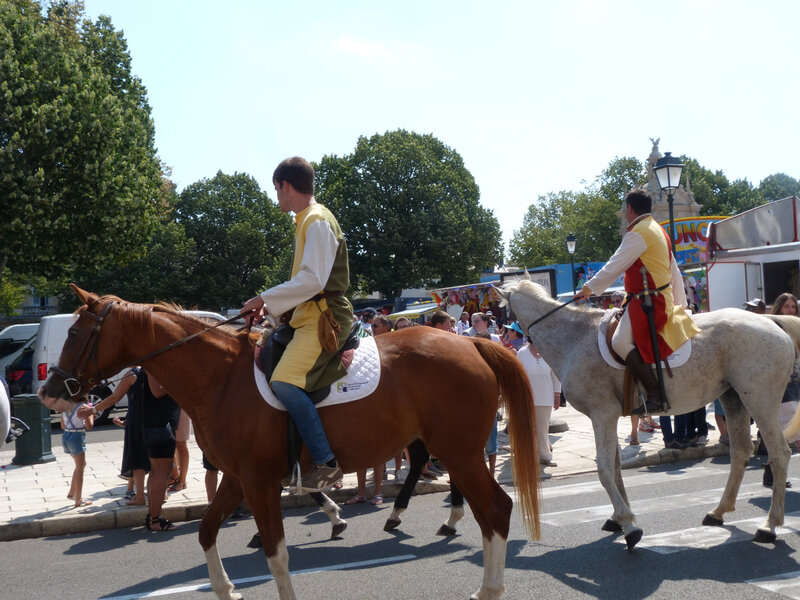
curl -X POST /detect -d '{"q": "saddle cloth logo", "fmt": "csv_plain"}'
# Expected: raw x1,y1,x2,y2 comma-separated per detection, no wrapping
253,335,381,411
597,308,692,370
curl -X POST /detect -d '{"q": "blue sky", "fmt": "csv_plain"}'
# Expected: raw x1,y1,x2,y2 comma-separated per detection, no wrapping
82,1,800,250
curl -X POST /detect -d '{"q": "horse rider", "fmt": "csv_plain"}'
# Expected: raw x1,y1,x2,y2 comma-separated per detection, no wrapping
242,156,353,491
578,188,700,415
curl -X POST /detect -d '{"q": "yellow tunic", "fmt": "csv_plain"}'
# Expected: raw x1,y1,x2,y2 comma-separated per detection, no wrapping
268,204,353,391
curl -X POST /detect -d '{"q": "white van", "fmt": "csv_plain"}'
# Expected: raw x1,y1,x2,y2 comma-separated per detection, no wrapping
33,310,227,421
0,323,39,378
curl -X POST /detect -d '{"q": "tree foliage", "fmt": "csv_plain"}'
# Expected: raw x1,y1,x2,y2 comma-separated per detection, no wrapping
509,157,644,267
315,130,503,298
71,172,293,310
758,173,800,203
0,0,161,289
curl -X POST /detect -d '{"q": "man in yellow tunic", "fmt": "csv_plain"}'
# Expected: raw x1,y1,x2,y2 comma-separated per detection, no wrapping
243,157,352,491
580,189,700,415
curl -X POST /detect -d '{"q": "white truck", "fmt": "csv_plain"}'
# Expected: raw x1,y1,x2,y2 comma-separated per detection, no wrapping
706,196,800,311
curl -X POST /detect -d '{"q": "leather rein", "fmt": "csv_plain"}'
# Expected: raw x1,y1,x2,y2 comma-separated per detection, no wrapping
525,295,581,337
50,301,255,399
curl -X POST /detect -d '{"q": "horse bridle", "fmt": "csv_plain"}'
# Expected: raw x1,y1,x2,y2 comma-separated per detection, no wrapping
49,301,116,398
49,300,255,399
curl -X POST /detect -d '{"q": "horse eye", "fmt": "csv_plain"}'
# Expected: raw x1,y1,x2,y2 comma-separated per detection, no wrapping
68,328,77,337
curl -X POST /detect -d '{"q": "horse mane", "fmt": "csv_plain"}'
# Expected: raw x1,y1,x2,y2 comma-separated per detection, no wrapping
86,295,244,342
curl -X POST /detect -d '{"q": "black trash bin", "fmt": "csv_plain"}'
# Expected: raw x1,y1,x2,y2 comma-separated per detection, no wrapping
11,394,56,465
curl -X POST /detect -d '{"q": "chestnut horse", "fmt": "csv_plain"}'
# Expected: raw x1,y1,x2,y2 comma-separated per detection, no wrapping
41,286,540,600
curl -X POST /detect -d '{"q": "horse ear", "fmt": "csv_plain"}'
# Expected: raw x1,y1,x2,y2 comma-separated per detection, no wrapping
492,284,509,301
69,283,98,306
523,269,532,281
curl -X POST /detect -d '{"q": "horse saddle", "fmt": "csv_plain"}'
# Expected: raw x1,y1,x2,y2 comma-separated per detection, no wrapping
256,321,363,405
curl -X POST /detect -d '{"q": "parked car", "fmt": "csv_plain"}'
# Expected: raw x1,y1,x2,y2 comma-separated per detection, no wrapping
4,335,35,397
0,323,38,381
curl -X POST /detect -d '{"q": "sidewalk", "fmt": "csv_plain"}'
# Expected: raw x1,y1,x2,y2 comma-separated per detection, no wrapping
0,405,735,542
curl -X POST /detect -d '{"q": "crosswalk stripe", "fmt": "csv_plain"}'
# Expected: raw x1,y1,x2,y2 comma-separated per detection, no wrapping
748,569,800,598
538,481,787,527
538,465,731,500
618,513,800,554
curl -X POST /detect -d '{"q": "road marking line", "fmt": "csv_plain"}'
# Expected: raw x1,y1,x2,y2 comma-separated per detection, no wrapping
617,512,800,554
748,569,800,598
100,554,417,600
537,481,782,526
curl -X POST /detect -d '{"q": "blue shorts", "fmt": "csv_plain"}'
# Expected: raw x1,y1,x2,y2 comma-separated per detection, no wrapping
714,398,725,417
62,431,86,455
485,415,498,456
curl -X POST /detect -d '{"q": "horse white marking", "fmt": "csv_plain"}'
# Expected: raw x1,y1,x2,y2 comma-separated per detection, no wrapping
501,279,797,546
204,544,241,600
443,505,466,531
266,539,297,600
471,534,507,600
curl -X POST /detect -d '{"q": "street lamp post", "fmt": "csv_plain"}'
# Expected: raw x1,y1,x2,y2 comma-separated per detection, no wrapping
566,233,577,294
653,151,685,254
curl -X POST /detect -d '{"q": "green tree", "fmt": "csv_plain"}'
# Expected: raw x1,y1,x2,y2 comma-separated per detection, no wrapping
683,157,762,216
758,173,800,202
174,171,293,309
0,0,161,288
597,156,647,203
0,272,26,316
315,130,503,298
509,190,621,268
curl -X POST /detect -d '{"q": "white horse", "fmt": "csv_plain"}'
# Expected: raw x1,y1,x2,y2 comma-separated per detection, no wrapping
500,278,800,549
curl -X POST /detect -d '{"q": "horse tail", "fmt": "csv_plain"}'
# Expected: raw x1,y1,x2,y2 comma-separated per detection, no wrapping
767,314,800,441
471,339,541,540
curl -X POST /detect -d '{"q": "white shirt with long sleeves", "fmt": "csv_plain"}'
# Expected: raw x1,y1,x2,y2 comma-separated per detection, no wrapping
261,219,339,318
516,346,561,407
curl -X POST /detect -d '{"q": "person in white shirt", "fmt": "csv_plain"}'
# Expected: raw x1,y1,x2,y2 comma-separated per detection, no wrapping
456,311,470,336
462,312,501,342
517,338,561,469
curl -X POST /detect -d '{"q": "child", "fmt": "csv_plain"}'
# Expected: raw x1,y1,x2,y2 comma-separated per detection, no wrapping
61,401,94,507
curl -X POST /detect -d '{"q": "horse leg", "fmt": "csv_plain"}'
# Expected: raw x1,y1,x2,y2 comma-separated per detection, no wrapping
385,439,428,532
310,491,347,538
437,483,466,536
447,456,511,600
592,414,640,549
244,481,298,600
751,403,791,543
198,474,246,600
703,391,750,527
601,444,628,533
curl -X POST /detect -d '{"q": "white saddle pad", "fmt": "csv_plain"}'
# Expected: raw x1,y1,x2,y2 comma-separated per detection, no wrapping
254,335,381,411
598,308,691,370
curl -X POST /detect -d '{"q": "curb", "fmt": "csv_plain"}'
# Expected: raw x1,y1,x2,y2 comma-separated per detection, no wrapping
0,479,451,542
622,442,730,470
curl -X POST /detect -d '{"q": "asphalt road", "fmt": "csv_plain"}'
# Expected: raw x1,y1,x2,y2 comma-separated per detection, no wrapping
5,456,800,600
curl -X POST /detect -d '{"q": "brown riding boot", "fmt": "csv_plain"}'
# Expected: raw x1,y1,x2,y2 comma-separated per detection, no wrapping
626,348,665,415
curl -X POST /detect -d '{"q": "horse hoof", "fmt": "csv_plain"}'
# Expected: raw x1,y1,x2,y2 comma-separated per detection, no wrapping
754,528,777,544
384,518,401,532
702,514,724,527
436,524,457,536
246,533,262,549
331,521,347,539
625,528,643,551
601,519,623,532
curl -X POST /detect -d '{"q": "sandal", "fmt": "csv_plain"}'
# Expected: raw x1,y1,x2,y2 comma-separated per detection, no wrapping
629,436,640,446
168,481,187,493
145,513,177,531
370,495,384,505
638,422,654,433
344,495,366,505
